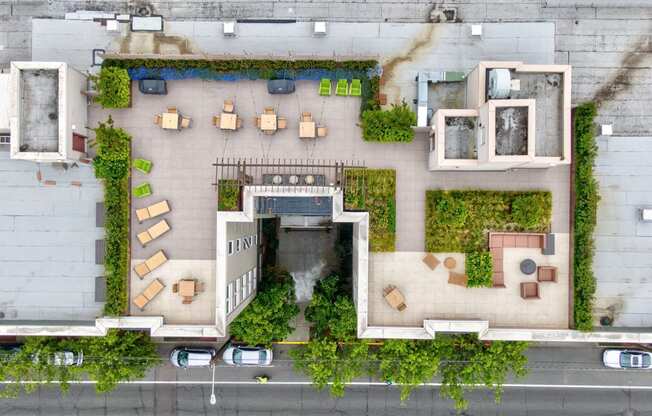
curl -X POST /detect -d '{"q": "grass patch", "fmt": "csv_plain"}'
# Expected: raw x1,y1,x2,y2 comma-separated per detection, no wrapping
217,179,240,211
344,169,396,252
572,102,599,331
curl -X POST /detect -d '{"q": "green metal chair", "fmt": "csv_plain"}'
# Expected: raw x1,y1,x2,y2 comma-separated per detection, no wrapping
133,158,153,174
336,79,349,96
349,79,362,97
318,79,331,96
134,182,152,198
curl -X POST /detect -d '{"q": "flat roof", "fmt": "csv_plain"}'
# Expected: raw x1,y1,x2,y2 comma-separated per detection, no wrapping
0,152,104,321
18,68,60,153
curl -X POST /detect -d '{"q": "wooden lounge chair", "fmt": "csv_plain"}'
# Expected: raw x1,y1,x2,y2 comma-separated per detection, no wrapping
180,116,191,128
154,114,162,125
167,106,177,114
349,79,362,96
133,250,168,279
277,117,287,129
537,266,558,283
137,219,171,246
223,100,234,113
132,278,165,310
520,282,540,299
133,158,152,174
336,79,348,96
134,182,152,198
213,115,220,126
136,200,170,222
319,79,331,96
317,126,328,137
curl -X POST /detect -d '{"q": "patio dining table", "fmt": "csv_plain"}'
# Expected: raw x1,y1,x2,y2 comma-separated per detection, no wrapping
260,113,277,132
161,112,180,130
383,286,405,310
299,121,316,138
220,113,238,130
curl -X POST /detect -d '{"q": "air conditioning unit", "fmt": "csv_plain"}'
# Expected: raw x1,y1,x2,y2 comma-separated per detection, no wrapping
488,69,511,99
223,21,236,37
313,21,327,36
0,134,9,144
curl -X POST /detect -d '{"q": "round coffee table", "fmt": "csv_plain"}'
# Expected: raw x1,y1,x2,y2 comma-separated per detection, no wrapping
520,259,536,275
444,257,457,270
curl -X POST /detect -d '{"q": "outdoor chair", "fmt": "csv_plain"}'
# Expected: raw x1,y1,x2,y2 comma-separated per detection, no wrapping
195,282,205,293
133,158,152,174
301,112,312,121
223,99,234,113
264,107,275,115
136,200,170,222
349,79,362,96
154,114,162,125
318,78,331,96
277,117,287,129
537,266,558,283
133,250,168,279
182,297,193,305
317,126,328,137
254,117,261,128
213,115,220,126
448,272,468,287
422,253,440,271
172,283,179,293
336,79,349,96
520,282,540,299
137,219,171,246
180,116,191,129
167,106,177,114
134,182,152,199
236,118,243,129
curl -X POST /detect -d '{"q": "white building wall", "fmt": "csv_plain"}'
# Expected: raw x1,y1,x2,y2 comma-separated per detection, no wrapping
65,65,88,161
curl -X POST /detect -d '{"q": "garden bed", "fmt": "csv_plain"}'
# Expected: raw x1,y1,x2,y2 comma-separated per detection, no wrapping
344,169,396,252
217,179,240,211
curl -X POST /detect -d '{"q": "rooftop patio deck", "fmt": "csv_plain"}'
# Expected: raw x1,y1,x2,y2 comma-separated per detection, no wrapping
368,234,570,329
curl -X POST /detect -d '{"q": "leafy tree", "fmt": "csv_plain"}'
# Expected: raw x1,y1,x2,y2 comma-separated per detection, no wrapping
377,339,440,401
290,339,371,397
93,66,131,108
305,274,357,341
436,335,528,410
91,116,132,180
229,267,300,347
79,330,158,392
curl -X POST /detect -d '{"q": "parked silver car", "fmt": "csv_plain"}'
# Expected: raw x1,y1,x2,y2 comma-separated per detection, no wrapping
222,345,273,367
603,349,652,369
170,346,217,368
33,351,84,366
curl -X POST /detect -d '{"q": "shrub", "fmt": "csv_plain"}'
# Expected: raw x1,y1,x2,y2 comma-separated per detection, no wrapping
94,67,131,108
217,179,240,211
511,194,551,230
572,102,599,330
344,169,396,251
91,117,131,316
465,252,494,288
425,190,552,253
361,102,416,143
229,267,300,347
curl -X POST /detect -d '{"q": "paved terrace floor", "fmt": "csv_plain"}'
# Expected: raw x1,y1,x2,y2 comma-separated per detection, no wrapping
593,136,652,328
0,151,104,321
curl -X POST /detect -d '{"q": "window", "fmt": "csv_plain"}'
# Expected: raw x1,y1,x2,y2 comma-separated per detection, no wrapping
228,240,234,256
226,282,234,313
236,238,241,253
235,279,241,304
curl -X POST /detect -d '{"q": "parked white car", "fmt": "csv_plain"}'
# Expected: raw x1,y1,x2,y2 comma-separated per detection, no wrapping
169,347,217,368
33,351,84,366
603,349,652,369
222,345,273,367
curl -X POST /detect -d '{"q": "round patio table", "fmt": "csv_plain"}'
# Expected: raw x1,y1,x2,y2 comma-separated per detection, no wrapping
520,259,536,275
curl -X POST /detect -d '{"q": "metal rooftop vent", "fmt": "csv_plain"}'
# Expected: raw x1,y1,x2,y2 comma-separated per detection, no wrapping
223,21,236,37
313,21,327,36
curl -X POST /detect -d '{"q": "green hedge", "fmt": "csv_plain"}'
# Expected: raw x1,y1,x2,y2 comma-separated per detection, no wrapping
91,117,131,316
93,67,131,109
103,58,378,73
572,102,599,330
217,179,240,211
465,252,493,288
344,169,396,251
361,102,416,142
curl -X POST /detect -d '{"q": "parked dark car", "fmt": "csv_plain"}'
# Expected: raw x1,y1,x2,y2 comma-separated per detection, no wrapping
138,79,167,95
267,79,295,94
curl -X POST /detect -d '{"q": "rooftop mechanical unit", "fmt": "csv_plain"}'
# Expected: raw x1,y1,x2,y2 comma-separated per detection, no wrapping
488,68,511,99
313,21,327,36
223,21,236,37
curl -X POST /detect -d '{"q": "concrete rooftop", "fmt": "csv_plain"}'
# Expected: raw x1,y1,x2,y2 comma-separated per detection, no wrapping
19,68,59,153
0,151,104,321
